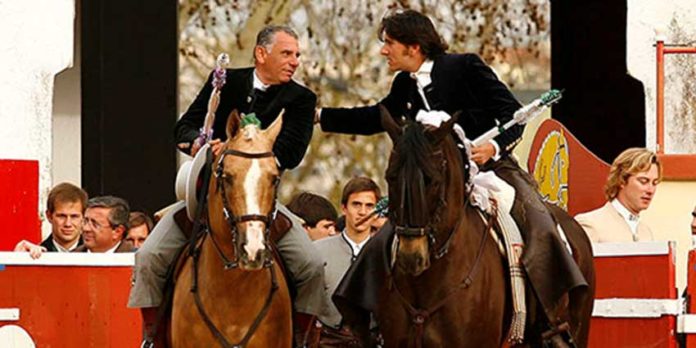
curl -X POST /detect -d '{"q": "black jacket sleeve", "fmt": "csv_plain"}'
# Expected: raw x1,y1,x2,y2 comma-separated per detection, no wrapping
273,87,316,170
174,71,216,155
319,73,411,135
463,54,523,155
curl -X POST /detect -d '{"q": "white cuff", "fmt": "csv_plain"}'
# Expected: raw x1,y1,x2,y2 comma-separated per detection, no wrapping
490,140,501,161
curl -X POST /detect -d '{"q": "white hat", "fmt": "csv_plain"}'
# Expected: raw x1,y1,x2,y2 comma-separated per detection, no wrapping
174,143,210,221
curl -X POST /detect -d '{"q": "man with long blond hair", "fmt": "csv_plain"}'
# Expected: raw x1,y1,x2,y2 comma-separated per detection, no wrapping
576,147,662,242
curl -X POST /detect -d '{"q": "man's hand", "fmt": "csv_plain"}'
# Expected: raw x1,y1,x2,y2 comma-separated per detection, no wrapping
14,240,46,259
191,139,223,157
471,143,496,165
314,108,322,125
209,139,223,157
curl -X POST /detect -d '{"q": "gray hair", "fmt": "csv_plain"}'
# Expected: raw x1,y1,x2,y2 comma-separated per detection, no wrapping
253,25,299,61
86,196,131,229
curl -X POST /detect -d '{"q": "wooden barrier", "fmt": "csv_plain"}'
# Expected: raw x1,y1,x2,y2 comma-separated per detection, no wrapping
0,252,141,347
678,249,696,347
590,241,678,348
0,160,40,251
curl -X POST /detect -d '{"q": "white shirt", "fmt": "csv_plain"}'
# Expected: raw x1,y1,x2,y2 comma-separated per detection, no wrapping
252,70,270,91
51,238,80,252
611,199,640,238
342,232,371,258
410,60,434,110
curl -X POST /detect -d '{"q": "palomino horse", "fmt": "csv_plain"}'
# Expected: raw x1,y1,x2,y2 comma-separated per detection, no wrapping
377,106,595,347
171,111,292,347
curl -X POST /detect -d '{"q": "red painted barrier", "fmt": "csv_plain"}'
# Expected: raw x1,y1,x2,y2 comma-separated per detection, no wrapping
0,252,141,347
590,242,678,348
0,160,40,251
527,119,610,217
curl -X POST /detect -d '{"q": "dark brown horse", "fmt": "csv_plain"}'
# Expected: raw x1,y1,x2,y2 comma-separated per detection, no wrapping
377,106,595,347
171,111,292,347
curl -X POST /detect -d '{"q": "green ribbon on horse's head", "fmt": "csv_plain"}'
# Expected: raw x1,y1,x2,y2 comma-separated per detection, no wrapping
241,113,262,128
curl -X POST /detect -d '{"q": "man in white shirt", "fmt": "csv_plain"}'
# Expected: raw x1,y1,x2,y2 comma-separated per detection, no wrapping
575,148,662,242
313,177,381,344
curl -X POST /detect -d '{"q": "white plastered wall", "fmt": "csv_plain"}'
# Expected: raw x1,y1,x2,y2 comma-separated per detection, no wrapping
0,0,76,237
628,0,696,153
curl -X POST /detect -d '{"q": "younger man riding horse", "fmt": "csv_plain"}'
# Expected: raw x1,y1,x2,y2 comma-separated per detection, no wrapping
319,9,590,346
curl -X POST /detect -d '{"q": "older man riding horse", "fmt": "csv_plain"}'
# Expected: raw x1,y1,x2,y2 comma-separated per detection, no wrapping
336,107,595,347
170,111,292,347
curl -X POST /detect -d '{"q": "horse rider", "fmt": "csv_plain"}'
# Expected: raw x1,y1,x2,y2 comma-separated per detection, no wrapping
128,24,326,346
317,9,587,345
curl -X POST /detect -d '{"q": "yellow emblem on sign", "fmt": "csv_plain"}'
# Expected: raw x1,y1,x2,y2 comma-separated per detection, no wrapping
533,130,569,209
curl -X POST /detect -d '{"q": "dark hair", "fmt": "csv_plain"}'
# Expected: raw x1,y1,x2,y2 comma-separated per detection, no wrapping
341,177,381,205
128,211,154,232
47,182,88,213
86,196,130,229
379,9,448,59
287,192,338,227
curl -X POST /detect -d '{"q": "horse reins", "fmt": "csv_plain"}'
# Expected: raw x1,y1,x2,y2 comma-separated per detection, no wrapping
389,140,497,347
390,205,497,348
189,146,281,348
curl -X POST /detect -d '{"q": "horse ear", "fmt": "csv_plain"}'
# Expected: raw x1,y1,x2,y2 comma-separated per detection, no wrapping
379,104,401,142
226,109,241,139
429,110,462,143
264,109,284,142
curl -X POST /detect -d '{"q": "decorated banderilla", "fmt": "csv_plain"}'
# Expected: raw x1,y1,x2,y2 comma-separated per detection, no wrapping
471,89,563,147
194,53,230,149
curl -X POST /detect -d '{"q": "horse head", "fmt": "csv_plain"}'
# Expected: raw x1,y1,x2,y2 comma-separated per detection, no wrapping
381,105,466,276
208,109,283,271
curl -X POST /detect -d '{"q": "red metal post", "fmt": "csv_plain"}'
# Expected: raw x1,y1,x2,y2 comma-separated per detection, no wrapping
655,41,696,154
656,39,665,154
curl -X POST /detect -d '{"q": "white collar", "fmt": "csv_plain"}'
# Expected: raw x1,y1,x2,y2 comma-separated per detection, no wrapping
410,60,434,88
252,70,270,91
342,232,370,257
87,241,121,254
611,199,640,237
52,237,79,252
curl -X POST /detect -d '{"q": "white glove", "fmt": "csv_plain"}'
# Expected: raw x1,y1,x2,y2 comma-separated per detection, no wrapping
415,110,451,128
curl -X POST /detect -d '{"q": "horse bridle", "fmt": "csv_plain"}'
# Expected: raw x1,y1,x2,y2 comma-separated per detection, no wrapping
210,147,280,270
188,146,281,348
392,149,459,260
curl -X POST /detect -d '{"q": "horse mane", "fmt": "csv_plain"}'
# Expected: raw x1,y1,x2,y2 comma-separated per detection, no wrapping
387,121,441,183
387,121,469,187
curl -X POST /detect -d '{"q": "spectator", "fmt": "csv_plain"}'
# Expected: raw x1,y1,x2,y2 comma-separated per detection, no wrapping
14,183,87,258
691,205,696,235
575,148,662,242
73,196,135,253
313,177,381,343
287,192,338,241
125,212,154,249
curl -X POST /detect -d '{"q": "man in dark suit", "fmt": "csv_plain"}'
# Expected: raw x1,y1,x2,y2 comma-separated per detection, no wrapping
130,25,325,347
14,183,87,257
174,29,315,167
73,196,134,253
319,9,586,344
